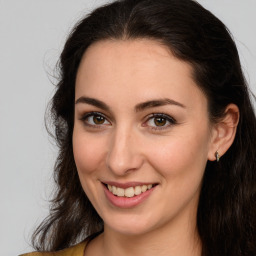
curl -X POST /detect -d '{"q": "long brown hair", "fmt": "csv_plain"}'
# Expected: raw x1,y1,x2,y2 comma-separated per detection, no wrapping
32,0,256,255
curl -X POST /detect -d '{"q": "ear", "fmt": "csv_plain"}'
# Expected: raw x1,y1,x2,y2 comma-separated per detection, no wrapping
208,104,239,161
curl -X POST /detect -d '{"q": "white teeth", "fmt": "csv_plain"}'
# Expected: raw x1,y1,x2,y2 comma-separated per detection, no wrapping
107,184,112,192
141,185,147,192
112,186,118,195
125,187,135,197
106,183,154,197
134,186,142,195
117,187,125,197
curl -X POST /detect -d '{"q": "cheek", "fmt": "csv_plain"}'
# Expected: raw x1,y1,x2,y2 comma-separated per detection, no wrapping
144,131,210,218
73,130,106,176
72,130,108,206
146,128,210,182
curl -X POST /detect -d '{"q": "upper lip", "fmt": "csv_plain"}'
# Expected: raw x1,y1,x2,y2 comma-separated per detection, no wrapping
102,181,158,189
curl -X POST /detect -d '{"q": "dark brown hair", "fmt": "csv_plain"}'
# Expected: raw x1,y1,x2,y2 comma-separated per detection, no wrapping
32,0,256,255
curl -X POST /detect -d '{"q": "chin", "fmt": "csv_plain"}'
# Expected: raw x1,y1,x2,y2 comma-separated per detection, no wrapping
103,212,159,236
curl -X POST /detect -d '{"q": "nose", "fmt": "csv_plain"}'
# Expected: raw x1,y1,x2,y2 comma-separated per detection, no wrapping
106,127,144,176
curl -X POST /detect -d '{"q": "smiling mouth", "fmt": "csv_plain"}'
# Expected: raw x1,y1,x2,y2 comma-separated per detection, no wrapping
103,183,157,198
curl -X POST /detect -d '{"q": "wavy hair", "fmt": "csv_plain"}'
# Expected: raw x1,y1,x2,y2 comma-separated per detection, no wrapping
32,0,256,255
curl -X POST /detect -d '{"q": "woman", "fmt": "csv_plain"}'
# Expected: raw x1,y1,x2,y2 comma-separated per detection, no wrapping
21,0,256,255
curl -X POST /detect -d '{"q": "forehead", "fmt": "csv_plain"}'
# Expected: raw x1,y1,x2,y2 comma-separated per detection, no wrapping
75,39,207,112
77,39,182,82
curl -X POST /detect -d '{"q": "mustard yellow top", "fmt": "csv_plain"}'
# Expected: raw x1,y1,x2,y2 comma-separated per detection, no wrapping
19,240,88,256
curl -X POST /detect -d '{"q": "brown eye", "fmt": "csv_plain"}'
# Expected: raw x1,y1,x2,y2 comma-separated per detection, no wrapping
154,117,167,126
93,115,105,124
81,112,111,127
145,113,176,130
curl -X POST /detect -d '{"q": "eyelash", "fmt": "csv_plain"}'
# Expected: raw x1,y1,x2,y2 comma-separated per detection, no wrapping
79,112,177,131
80,112,111,129
143,113,177,130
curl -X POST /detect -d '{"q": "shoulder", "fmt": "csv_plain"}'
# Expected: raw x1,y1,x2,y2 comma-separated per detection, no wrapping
19,240,88,256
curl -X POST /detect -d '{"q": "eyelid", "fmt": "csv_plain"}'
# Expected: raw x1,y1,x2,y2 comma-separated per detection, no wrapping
79,111,111,127
143,113,177,130
79,111,176,131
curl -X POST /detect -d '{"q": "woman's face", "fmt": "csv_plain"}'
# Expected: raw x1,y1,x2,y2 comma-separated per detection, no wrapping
73,39,214,236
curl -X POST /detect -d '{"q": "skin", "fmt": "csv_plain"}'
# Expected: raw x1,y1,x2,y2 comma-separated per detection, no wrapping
73,39,239,256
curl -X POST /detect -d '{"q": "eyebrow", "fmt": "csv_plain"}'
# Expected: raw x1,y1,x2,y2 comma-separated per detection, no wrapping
135,98,186,112
75,96,110,111
75,96,185,112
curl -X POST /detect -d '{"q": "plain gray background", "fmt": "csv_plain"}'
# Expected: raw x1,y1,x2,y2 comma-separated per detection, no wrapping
0,1,255,255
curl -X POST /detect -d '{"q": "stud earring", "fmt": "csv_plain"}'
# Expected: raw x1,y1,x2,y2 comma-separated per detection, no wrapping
215,151,220,162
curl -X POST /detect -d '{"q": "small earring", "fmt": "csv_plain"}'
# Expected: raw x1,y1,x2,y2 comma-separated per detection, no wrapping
215,151,220,162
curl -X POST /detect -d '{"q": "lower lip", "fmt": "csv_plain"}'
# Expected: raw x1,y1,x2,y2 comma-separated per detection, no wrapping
102,184,157,209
